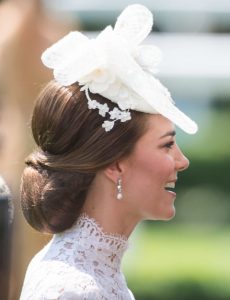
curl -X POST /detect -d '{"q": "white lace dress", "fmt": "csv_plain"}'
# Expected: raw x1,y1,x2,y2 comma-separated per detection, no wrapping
20,214,135,300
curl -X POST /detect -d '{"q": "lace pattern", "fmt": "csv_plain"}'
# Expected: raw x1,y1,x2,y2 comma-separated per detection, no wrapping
20,214,135,300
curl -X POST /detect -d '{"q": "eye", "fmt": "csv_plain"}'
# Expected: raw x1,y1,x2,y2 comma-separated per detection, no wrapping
164,141,175,149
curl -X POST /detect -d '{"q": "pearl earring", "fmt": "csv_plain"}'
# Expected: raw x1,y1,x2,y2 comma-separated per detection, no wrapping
116,177,123,200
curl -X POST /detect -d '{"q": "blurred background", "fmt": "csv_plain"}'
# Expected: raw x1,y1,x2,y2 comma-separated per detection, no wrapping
0,0,229,299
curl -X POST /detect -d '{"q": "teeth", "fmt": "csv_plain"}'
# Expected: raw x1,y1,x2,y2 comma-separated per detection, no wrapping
165,182,175,188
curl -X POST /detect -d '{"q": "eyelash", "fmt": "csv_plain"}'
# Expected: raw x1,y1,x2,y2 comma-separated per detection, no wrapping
164,141,175,149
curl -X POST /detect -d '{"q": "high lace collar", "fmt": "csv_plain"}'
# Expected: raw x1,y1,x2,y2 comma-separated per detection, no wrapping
55,214,129,271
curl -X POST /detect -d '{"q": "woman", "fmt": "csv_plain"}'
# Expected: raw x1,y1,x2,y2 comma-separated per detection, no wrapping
20,4,198,300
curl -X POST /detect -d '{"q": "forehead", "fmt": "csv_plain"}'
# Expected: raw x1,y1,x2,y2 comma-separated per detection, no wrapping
143,114,175,140
126,114,175,160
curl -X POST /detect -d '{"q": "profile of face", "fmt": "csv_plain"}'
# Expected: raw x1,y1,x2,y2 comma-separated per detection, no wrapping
120,114,189,221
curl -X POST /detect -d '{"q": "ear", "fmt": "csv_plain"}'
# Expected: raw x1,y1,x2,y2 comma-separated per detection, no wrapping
103,161,125,184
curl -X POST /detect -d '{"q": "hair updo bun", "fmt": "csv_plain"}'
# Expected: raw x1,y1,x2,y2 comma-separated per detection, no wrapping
21,81,147,234
21,156,94,234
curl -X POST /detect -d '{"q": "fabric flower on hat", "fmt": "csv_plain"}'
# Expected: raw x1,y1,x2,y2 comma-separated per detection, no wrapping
41,4,198,134
79,68,115,94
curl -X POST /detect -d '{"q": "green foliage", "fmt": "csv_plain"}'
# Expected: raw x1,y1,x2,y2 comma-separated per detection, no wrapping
178,108,230,161
178,159,230,194
123,225,230,300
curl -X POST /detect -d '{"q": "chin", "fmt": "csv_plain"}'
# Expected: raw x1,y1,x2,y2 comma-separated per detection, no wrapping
145,207,176,221
163,207,176,221
155,206,176,221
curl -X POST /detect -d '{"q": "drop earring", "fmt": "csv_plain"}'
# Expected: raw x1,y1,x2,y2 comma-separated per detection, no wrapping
116,177,123,200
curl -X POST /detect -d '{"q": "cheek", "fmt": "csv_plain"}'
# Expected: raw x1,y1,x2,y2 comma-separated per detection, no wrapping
154,154,175,181
126,153,175,189
135,153,175,185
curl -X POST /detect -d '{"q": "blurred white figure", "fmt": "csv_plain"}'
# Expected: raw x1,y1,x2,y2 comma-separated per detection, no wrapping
0,0,77,298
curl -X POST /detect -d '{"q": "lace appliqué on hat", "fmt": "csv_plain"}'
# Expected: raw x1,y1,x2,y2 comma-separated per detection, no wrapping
82,85,131,132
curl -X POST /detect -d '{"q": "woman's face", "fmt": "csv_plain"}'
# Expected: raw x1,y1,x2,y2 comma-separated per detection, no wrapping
122,114,189,221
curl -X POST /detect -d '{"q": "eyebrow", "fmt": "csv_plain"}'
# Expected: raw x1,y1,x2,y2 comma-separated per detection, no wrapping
160,130,176,139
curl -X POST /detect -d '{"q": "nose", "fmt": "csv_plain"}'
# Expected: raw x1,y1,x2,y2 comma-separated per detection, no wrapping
175,147,189,172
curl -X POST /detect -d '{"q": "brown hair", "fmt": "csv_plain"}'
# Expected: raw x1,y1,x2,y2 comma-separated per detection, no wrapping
21,80,148,234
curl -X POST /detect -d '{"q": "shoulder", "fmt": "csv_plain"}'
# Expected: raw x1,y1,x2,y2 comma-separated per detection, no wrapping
44,277,101,300
21,284,101,300
21,259,102,300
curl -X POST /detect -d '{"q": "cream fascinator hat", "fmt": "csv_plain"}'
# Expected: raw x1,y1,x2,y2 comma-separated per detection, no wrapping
41,4,198,134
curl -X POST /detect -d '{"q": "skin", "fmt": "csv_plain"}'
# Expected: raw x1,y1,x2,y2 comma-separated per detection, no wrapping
82,114,189,238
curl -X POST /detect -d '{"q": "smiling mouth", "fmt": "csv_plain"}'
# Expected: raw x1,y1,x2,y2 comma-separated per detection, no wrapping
164,182,175,192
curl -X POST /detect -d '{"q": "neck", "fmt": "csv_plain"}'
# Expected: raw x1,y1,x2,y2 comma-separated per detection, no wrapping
82,174,141,239
56,214,129,272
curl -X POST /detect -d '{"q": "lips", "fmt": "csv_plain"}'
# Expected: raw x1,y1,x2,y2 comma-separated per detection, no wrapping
164,180,177,197
165,182,175,190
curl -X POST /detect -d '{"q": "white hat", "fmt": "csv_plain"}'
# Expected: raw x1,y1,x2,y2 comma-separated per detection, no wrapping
41,4,198,134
